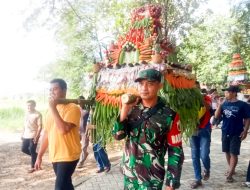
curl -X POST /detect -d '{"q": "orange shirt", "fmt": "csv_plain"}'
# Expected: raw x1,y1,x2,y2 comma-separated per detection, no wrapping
44,103,81,162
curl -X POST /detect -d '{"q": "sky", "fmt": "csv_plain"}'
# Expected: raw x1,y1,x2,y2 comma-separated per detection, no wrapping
0,0,57,97
0,0,232,98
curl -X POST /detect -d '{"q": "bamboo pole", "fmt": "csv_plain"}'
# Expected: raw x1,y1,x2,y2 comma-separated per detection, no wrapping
56,98,95,106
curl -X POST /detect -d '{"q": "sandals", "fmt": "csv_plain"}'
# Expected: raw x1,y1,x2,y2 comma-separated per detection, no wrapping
202,170,210,181
27,168,35,173
226,176,235,183
190,181,202,189
96,168,104,173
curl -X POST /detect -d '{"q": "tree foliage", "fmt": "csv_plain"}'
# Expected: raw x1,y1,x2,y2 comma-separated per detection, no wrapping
27,0,250,93
176,1,250,86
230,1,250,67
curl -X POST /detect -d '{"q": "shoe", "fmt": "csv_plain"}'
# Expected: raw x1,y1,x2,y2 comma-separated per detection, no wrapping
96,168,104,173
28,168,35,173
202,170,210,181
190,181,202,189
105,166,111,173
242,182,250,188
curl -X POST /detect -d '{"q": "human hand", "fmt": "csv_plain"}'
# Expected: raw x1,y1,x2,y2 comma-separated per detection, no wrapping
165,186,174,190
121,95,140,112
218,97,225,105
34,156,42,170
33,136,39,144
240,130,248,141
48,95,58,109
120,96,140,122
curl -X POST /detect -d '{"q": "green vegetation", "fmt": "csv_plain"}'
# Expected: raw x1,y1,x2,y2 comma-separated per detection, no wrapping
0,100,47,132
0,107,24,132
25,0,249,92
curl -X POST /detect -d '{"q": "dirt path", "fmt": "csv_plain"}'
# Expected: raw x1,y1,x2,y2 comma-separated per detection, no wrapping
0,131,123,190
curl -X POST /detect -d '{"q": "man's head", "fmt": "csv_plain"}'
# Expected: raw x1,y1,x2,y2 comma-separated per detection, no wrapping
201,88,207,95
195,81,200,89
26,100,36,113
222,85,240,100
78,95,85,108
49,78,67,99
135,69,162,100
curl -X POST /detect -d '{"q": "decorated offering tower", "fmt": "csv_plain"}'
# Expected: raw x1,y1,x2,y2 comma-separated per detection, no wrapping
228,53,248,84
227,53,250,95
88,4,203,144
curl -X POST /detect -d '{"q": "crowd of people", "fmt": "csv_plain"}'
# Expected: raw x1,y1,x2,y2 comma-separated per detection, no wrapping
21,69,250,190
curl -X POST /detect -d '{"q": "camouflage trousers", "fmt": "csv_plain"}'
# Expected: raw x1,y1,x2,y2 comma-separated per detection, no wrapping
123,175,163,190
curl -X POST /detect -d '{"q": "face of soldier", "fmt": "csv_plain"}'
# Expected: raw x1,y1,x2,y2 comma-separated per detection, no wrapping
138,80,162,100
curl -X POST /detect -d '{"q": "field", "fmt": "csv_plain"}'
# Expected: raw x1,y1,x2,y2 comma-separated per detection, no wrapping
0,99,46,132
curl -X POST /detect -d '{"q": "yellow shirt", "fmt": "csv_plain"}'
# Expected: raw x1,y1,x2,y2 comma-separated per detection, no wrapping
44,103,81,162
198,106,206,120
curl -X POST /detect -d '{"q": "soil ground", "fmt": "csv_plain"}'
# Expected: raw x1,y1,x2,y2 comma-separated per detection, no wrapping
0,130,123,190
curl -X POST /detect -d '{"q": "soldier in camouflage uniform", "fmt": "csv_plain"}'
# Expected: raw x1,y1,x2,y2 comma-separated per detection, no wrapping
113,69,184,190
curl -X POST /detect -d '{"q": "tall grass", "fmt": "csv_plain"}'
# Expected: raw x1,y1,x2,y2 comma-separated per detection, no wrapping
0,98,47,132
0,107,24,132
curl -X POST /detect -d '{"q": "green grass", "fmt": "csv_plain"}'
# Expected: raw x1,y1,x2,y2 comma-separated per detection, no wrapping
0,107,24,132
0,99,47,132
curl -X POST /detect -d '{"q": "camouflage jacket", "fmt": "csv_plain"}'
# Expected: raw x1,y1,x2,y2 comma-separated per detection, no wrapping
113,98,184,189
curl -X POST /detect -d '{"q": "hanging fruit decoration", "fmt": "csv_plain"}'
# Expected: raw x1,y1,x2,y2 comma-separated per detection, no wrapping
88,4,202,144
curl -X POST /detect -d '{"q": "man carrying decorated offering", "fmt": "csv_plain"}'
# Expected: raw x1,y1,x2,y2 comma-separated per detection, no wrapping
35,78,81,190
113,68,184,190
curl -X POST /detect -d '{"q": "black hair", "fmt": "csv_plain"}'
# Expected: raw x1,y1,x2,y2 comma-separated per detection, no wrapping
50,78,67,90
79,95,85,99
208,88,217,94
201,88,207,94
27,100,36,106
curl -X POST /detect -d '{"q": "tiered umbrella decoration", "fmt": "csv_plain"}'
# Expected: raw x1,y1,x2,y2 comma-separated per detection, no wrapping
227,53,250,95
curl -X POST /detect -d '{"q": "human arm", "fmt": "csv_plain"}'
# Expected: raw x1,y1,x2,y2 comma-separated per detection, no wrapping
33,113,42,144
112,97,140,140
49,97,79,134
165,146,184,189
214,97,225,120
34,130,48,170
240,103,250,141
165,114,184,189
240,118,250,141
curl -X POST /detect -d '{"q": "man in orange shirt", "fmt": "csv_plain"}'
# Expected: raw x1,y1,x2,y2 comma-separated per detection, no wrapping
35,78,81,190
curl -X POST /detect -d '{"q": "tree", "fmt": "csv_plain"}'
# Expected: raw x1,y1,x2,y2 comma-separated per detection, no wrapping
29,0,207,95
175,1,250,86
230,1,250,68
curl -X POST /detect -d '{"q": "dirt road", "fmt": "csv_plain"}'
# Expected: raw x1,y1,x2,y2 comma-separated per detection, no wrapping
0,131,123,190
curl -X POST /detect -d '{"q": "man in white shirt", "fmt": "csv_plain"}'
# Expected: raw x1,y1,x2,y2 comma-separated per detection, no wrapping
21,100,42,173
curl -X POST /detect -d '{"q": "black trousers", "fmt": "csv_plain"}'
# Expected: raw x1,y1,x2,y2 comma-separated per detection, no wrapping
52,160,79,190
247,161,250,182
21,138,37,168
